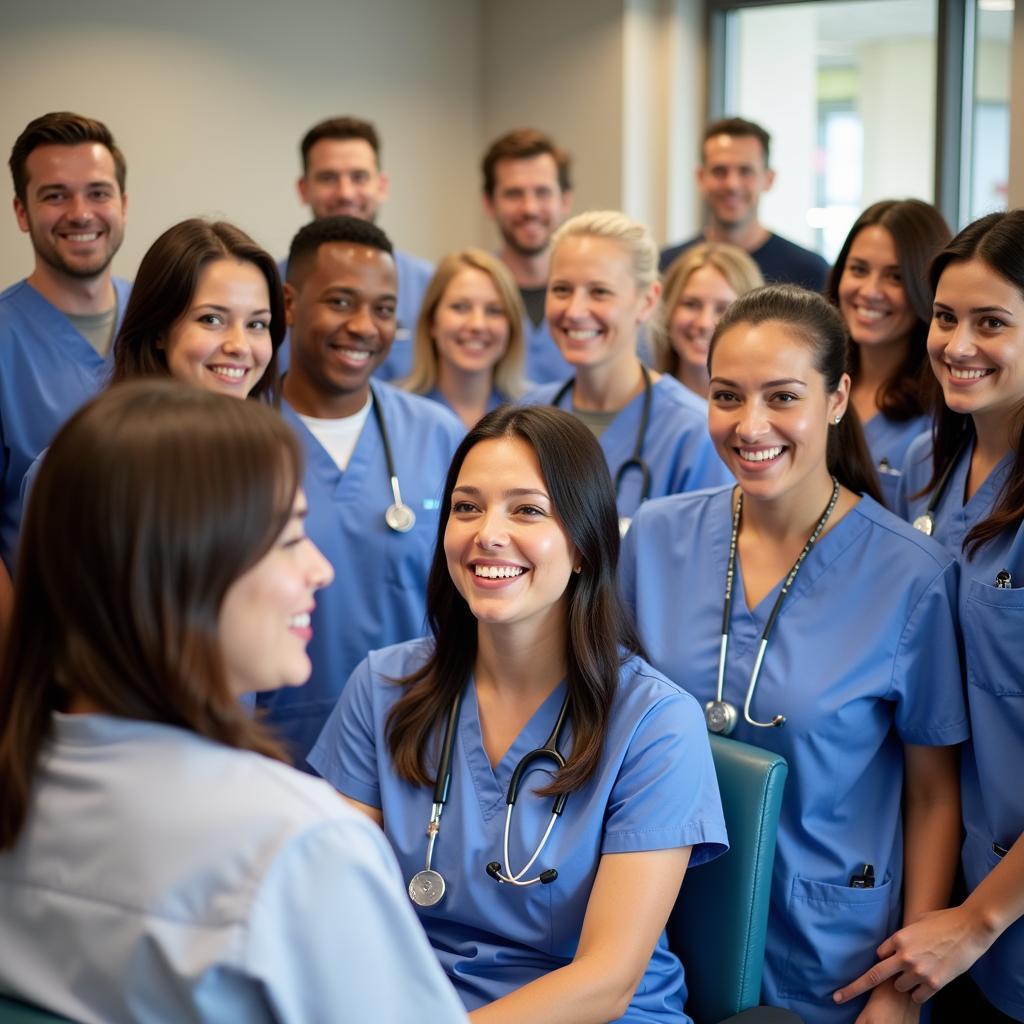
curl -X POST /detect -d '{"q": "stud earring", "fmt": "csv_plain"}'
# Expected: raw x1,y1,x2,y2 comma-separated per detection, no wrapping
834,415,842,425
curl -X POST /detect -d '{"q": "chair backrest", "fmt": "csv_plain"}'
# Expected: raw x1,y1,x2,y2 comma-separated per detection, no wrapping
667,734,788,1024
0,996,75,1024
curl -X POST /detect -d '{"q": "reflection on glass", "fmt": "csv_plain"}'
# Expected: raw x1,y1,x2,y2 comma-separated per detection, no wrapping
970,0,1013,219
728,1,937,261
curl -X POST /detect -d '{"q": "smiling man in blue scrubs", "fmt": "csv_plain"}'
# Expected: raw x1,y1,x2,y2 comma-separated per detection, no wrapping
1,112,132,583
257,215,463,765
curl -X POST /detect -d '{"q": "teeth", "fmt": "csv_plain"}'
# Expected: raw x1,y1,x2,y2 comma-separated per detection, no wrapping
949,366,991,380
65,232,99,242
289,613,311,628
567,330,599,341
738,446,783,463
855,306,887,320
474,565,525,579
340,348,370,362
210,366,247,380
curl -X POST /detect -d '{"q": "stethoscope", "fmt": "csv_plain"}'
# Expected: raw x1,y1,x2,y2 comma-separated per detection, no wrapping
407,686,571,908
705,477,840,735
912,436,969,537
369,384,417,533
552,364,652,537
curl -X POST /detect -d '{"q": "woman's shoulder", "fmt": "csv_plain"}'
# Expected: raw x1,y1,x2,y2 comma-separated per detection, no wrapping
631,483,732,532
519,380,563,406
614,652,706,729
849,494,957,575
650,372,707,420
355,637,436,690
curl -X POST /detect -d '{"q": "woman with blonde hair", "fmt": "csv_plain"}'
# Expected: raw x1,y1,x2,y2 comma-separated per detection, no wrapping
651,242,763,399
524,211,729,534
405,249,527,428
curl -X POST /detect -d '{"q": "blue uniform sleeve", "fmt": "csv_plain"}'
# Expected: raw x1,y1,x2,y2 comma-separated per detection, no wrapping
307,656,382,807
894,432,933,522
246,815,468,1024
674,430,731,494
618,517,639,616
891,560,969,746
602,684,728,866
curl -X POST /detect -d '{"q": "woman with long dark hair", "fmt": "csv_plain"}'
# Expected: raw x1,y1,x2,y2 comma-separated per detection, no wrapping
621,285,966,1023
0,381,466,1023
840,210,1024,1022
310,404,726,1023
826,200,951,506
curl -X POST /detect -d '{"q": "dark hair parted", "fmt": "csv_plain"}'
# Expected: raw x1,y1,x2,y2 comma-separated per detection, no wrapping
0,381,300,850
9,112,126,203
923,209,1024,556
703,117,771,167
111,219,284,403
826,199,951,421
481,128,572,197
385,405,641,796
286,214,394,289
711,285,884,503
300,116,380,173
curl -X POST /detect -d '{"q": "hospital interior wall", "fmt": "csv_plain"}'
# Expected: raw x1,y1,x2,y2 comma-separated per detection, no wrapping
0,0,484,285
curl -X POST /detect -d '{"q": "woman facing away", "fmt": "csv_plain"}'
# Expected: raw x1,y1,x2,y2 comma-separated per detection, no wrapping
650,241,763,400
404,248,527,428
826,199,951,507
0,380,467,1024
839,209,1024,1023
309,404,728,1023
621,285,967,1024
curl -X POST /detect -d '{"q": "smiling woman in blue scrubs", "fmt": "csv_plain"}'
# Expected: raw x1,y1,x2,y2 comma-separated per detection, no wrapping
842,211,1024,1023
621,285,967,1024
825,200,951,508
523,211,730,531
310,404,727,1023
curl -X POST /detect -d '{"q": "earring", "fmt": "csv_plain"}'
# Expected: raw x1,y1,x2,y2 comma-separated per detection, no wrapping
573,565,582,574
834,415,842,425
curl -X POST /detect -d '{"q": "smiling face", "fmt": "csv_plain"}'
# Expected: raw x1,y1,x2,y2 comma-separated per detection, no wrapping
546,234,657,376
928,257,1024,429
285,241,397,416
444,436,577,636
298,138,389,222
14,142,126,281
219,489,334,696
709,320,849,505
484,154,571,258
162,258,273,398
697,134,774,231
670,263,739,376
838,225,917,353
432,267,510,378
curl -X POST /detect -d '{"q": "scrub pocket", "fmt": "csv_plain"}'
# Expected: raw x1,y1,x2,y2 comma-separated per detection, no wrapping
962,579,1024,697
778,874,895,1003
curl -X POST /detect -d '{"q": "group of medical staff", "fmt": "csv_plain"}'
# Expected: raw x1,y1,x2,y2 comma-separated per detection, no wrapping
0,106,1022,1024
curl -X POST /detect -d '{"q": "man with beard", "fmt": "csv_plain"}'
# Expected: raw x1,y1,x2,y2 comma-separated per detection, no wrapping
1,112,131,582
481,129,573,383
290,116,433,383
660,117,829,291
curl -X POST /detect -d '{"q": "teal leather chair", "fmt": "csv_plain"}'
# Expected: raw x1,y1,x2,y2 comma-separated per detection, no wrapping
0,996,74,1023
668,734,802,1024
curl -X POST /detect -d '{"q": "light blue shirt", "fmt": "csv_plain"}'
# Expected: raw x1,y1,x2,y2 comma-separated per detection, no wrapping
422,385,507,428
523,374,730,521
620,487,968,1023
0,713,467,1024
256,384,463,764
309,638,728,1022
862,411,930,510
899,435,1024,1019
0,277,131,573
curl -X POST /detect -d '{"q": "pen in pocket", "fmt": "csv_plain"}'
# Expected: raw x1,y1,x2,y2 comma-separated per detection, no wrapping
995,570,1012,589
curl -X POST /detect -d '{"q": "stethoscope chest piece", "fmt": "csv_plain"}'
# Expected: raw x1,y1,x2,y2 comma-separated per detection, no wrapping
408,868,446,907
386,500,416,533
912,513,934,536
704,699,737,735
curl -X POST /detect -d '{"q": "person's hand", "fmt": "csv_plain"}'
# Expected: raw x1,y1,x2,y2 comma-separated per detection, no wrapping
835,906,996,1007
852,978,920,1024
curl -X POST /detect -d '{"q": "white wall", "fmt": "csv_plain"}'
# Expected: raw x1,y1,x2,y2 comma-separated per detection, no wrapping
0,0,482,285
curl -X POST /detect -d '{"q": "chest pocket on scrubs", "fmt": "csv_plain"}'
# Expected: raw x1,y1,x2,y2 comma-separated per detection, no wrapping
778,874,896,1002
962,579,1024,697
384,503,442,590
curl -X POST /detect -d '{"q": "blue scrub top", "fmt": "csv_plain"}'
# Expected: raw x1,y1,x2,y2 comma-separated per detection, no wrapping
0,277,131,574
256,384,463,764
862,411,930,510
620,487,968,1023
275,248,433,381
900,437,1024,1019
309,638,728,1022
422,386,507,426
523,374,730,521
523,316,573,384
